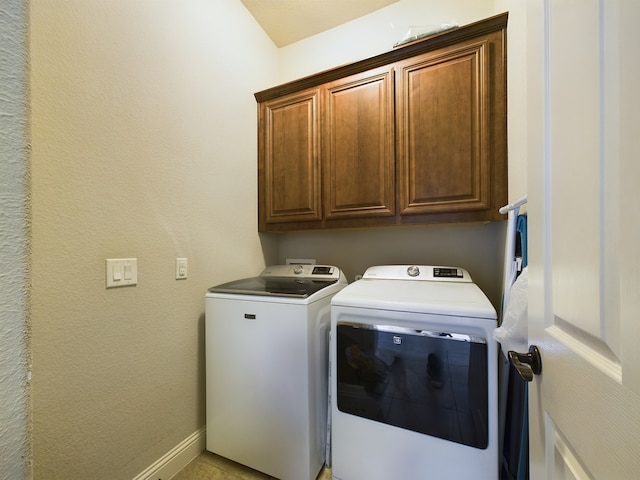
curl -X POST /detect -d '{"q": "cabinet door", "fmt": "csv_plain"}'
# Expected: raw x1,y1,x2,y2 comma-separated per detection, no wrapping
324,67,395,220
397,40,492,216
259,89,322,228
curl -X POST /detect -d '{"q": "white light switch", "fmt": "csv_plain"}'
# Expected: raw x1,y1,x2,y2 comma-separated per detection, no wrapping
123,263,133,280
106,258,137,288
113,264,122,281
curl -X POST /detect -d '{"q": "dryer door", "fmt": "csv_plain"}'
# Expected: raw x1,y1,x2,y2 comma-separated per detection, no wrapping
335,322,489,449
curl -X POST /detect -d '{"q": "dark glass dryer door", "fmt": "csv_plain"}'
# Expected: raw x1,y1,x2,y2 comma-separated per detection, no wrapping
336,322,489,449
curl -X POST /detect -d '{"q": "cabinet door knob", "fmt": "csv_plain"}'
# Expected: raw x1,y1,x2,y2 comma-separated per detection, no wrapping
508,345,542,382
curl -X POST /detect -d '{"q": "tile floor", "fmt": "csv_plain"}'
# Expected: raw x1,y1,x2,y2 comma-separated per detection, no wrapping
172,451,332,480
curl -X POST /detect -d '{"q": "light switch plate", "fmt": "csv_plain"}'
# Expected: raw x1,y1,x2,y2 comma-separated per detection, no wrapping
106,258,137,288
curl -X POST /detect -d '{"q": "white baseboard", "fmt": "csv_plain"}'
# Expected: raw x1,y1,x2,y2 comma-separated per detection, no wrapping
132,426,206,480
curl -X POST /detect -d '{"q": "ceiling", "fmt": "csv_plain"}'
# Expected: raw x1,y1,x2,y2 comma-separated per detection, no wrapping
241,0,399,47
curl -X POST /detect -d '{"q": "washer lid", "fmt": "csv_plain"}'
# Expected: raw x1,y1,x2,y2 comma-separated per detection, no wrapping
208,276,338,298
208,264,345,298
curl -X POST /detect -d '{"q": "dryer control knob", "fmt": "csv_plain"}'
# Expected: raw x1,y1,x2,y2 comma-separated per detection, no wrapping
293,265,304,275
407,265,420,277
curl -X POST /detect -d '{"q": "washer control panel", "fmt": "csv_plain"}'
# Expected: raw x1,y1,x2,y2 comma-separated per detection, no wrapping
261,264,342,280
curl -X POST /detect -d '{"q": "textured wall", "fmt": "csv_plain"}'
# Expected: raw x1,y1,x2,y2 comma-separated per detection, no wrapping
29,0,277,478
278,223,507,311
25,0,526,478
278,0,497,82
0,0,31,479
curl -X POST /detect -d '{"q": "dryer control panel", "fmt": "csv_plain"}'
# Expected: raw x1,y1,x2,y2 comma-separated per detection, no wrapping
362,265,472,282
433,267,464,278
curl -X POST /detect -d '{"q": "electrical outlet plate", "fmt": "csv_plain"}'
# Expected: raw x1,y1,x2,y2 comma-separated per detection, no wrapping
176,258,188,279
106,258,137,288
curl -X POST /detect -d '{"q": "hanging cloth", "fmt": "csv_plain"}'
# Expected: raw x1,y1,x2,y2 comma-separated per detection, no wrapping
515,214,528,272
496,196,529,480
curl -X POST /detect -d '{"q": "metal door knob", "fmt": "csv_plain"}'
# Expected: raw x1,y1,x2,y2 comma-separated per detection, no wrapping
508,345,542,382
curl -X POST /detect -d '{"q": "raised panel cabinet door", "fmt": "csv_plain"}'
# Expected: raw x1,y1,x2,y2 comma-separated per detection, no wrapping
324,67,395,220
259,89,322,227
397,40,492,215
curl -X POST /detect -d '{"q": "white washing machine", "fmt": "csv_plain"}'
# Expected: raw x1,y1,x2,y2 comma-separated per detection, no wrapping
205,264,347,480
330,265,498,480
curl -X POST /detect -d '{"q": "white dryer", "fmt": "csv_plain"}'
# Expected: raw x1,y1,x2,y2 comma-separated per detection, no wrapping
330,265,498,480
205,264,347,480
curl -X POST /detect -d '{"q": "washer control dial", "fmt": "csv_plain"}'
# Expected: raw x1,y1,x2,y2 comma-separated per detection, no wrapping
293,265,304,275
407,265,420,277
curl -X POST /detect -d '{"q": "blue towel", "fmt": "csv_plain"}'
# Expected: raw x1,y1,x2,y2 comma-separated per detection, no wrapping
516,214,528,271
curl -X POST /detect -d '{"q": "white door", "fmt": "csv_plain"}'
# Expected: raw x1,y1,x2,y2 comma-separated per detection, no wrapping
526,0,640,478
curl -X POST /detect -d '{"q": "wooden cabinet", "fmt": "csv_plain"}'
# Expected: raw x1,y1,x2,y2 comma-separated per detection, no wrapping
259,88,322,225
324,66,395,221
396,34,505,223
256,13,508,232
